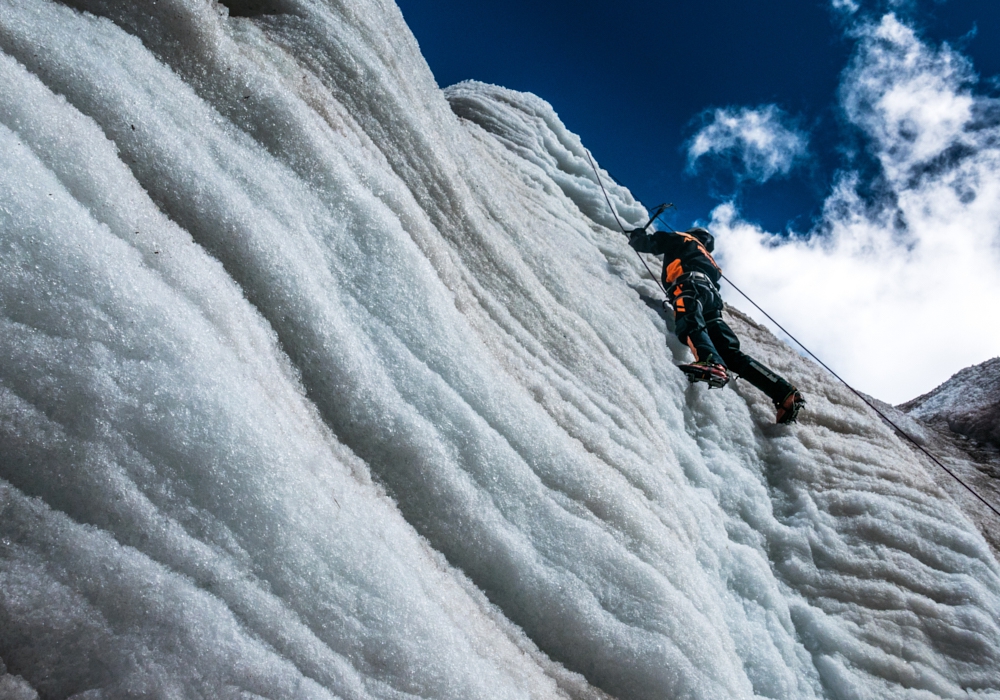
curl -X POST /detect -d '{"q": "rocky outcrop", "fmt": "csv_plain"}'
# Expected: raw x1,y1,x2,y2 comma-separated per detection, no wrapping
900,357,1000,448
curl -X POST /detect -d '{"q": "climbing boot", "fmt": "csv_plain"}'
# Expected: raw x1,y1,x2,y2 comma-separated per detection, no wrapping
776,390,805,424
678,361,730,389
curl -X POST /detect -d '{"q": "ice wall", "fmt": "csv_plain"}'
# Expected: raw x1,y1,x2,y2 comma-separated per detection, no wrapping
1,1,999,699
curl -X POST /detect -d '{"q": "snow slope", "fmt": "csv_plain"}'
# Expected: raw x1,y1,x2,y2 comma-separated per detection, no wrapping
890,358,1000,556
1,1,999,698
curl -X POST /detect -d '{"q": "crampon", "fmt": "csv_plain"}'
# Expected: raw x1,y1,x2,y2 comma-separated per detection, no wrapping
775,390,805,424
678,362,729,389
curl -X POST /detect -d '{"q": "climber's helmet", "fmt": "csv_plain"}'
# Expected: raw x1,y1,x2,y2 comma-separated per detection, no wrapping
686,227,714,253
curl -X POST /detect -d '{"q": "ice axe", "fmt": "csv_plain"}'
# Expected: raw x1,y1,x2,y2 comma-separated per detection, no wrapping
634,202,674,233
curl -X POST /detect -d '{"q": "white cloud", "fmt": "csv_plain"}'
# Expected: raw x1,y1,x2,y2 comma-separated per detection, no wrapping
841,14,976,172
711,14,1000,404
831,0,860,15
687,105,809,184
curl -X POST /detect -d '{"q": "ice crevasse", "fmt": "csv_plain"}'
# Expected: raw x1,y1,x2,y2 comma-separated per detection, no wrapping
0,1,999,698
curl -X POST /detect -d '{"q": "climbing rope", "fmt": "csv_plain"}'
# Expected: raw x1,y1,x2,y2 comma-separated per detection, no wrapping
720,275,1000,519
585,149,667,296
584,149,1000,519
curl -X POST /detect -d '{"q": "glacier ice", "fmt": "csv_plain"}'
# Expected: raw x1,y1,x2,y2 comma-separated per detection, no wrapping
1,1,999,698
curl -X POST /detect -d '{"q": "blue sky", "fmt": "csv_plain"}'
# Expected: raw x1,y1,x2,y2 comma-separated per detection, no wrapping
397,0,1000,403
397,0,1000,233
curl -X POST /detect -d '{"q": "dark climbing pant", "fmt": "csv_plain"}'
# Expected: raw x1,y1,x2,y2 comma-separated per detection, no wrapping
671,276,795,404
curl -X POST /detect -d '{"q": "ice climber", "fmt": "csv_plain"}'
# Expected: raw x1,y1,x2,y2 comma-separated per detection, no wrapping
628,225,806,424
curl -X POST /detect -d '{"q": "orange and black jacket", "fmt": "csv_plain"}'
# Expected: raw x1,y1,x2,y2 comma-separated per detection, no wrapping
628,229,722,288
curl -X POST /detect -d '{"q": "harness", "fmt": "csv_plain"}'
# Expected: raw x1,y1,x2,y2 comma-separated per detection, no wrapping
663,271,727,330
664,270,718,297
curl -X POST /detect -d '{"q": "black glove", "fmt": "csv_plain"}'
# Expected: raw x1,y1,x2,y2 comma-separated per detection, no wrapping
628,227,647,239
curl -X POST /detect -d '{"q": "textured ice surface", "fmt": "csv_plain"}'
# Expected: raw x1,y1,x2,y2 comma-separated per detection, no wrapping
1,1,999,698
